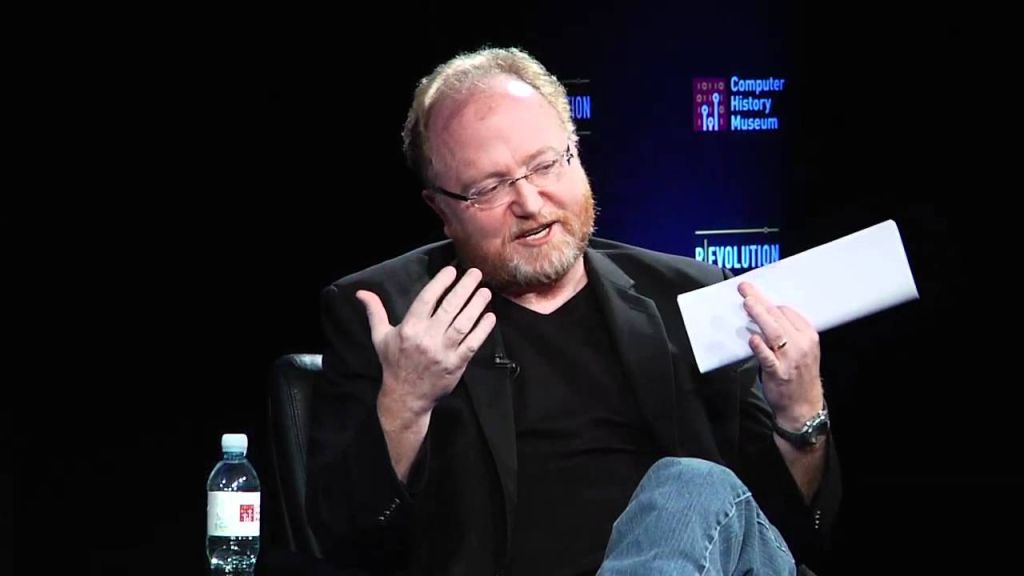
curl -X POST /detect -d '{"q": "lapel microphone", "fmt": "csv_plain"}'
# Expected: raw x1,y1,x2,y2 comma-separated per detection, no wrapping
493,353,520,379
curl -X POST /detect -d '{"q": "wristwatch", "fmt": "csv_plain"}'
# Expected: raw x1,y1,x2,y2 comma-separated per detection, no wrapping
773,404,830,449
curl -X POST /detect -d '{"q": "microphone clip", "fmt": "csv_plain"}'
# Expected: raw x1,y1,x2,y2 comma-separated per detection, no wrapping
493,353,520,379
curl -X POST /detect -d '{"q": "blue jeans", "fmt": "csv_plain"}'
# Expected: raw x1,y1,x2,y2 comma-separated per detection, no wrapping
597,458,796,576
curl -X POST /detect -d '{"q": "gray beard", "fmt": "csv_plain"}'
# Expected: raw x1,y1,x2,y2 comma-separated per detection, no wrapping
455,213,594,293
452,183,597,293
500,233,586,291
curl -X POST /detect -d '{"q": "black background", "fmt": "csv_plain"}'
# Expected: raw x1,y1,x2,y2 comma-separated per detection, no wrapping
10,2,1014,574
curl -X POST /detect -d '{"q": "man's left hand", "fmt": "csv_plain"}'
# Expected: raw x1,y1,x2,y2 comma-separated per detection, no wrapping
738,281,824,429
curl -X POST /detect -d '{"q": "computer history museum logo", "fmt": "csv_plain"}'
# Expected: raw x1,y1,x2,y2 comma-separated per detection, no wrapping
693,76,786,132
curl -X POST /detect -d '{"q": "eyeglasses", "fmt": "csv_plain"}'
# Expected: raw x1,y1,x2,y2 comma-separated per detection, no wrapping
432,143,575,209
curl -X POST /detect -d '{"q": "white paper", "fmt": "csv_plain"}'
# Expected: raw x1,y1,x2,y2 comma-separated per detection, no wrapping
677,220,919,374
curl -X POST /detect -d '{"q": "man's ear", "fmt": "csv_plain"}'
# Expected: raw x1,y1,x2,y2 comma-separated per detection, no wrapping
422,189,453,238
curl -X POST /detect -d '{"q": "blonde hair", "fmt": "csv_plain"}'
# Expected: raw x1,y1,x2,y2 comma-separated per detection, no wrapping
402,46,577,187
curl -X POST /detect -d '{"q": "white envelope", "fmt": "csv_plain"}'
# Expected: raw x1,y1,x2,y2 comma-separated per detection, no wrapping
677,220,919,373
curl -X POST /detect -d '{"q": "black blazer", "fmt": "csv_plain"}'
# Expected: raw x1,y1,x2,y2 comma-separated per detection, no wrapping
307,237,840,575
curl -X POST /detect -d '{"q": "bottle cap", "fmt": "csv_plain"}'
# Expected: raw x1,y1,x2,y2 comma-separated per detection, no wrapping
221,433,248,455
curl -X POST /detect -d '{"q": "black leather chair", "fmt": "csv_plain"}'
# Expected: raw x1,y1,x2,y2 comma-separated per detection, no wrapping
267,353,324,559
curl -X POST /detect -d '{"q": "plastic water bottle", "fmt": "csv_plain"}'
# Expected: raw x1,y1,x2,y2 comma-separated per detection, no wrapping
206,433,260,574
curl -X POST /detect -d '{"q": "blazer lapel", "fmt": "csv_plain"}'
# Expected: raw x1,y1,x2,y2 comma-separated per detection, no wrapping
425,245,518,549
586,250,680,455
463,317,518,550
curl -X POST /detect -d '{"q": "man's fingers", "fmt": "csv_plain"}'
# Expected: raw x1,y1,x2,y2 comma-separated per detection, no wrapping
457,311,497,362
737,281,762,300
779,306,813,334
749,333,779,372
742,294,785,350
431,268,484,330
446,287,493,344
355,290,390,343
405,266,460,324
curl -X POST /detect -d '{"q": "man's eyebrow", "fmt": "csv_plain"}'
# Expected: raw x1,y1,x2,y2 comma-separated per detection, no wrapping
464,145,561,189
522,145,560,165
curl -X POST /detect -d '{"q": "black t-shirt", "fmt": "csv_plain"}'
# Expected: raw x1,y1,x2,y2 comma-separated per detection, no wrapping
495,281,661,576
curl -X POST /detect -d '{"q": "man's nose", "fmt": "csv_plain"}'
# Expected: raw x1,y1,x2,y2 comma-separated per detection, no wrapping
507,177,545,216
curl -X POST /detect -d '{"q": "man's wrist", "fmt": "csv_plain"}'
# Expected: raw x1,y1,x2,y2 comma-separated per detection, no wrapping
773,399,830,450
378,386,433,433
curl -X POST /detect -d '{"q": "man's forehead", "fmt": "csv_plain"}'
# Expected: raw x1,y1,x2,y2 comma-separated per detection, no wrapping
503,78,536,98
427,77,561,180
432,76,539,124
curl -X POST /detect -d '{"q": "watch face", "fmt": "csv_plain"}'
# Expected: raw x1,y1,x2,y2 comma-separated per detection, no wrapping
774,410,829,448
803,415,829,444
803,429,824,445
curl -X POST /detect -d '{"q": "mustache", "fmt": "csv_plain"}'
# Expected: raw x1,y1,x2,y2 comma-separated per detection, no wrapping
508,214,564,240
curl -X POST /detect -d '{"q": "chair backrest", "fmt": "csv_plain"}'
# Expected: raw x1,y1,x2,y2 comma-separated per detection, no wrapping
267,353,323,558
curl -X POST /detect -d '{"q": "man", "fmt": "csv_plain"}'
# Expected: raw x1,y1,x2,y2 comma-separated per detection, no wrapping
307,46,839,575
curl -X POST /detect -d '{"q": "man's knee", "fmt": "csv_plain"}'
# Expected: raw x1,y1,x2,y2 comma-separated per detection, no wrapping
639,457,747,501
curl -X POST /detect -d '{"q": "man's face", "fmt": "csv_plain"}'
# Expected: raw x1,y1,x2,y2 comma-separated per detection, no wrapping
424,76,595,293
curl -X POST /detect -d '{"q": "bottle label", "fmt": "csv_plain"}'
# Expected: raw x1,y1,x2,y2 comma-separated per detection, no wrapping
207,492,260,537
